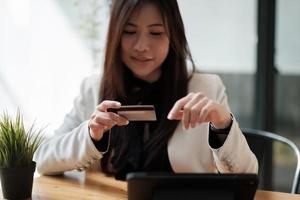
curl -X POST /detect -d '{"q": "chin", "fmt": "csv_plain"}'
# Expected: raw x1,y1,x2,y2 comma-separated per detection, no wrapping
130,67,153,76
134,72,152,78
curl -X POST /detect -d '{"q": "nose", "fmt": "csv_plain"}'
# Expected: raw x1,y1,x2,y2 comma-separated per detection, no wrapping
133,34,149,52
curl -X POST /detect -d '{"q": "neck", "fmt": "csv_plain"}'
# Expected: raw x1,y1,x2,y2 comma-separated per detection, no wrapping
134,69,161,83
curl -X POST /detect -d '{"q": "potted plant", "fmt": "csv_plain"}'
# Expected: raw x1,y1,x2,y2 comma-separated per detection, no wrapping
0,111,44,199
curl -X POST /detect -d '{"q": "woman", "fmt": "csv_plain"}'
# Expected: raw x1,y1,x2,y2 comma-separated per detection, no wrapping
34,0,258,180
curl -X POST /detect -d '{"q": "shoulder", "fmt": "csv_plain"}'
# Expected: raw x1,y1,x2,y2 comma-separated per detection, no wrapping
189,73,222,85
77,73,102,107
78,73,102,97
80,73,102,91
188,73,225,100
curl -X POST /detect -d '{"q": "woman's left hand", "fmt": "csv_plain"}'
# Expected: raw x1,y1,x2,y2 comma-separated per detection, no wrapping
167,92,231,129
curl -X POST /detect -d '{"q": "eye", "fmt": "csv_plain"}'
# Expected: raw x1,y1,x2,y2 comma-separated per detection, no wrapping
123,30,136,35
150,32,163,36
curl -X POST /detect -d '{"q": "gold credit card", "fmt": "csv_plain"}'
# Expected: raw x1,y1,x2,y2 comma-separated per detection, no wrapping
109,105,156,121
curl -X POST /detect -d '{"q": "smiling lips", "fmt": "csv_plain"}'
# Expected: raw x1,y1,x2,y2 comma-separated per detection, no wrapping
131,56,153,64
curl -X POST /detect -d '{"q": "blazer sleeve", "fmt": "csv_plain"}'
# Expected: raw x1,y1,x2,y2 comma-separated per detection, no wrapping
33,77,102,175
209,76,258,174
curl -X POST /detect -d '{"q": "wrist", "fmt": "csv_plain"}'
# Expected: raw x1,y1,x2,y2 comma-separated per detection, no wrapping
211,113,233,129
89,129,104,141
88,121,104,141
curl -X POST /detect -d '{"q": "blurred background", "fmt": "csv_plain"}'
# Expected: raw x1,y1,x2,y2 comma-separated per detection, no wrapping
0,0,299,193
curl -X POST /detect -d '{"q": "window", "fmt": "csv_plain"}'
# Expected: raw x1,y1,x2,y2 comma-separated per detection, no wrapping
178,0,257,127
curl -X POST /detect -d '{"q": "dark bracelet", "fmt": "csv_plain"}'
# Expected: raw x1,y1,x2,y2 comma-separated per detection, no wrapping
209,114,233,135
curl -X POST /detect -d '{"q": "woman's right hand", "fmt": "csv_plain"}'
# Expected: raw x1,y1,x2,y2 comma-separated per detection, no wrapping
88,100,129,141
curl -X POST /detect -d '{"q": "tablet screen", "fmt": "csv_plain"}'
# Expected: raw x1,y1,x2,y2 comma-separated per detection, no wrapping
127,173,258,200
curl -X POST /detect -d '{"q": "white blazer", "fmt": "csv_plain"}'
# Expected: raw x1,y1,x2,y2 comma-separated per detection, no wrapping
34,73,258,175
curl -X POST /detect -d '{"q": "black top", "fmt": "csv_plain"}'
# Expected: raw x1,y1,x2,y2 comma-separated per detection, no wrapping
93,72,174,180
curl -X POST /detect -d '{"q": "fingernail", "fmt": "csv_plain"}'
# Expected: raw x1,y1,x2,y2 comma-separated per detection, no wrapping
116,102,121,106
186,122,191,129
125,120,129,125
167,114,173,119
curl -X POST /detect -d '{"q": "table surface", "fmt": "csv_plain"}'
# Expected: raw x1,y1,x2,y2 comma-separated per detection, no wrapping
1,171,300,200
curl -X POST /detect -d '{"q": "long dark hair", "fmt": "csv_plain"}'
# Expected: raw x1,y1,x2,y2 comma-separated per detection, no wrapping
100,0,195,171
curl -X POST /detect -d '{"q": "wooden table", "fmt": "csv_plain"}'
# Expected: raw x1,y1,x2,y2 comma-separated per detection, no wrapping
1,171,300,200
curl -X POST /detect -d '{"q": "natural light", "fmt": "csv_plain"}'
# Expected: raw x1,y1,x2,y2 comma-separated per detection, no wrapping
0,0,95,136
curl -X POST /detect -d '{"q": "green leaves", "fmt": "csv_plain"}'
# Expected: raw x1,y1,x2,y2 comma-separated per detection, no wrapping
0,111,44,167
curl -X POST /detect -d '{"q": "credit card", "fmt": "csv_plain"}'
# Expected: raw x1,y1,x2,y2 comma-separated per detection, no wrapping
109,105,156,121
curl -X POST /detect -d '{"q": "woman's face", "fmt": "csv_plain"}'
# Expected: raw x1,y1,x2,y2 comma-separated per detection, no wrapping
121,3,170,83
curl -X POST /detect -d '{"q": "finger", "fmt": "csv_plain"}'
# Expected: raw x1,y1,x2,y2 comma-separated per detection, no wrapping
89,121,106,131
185,94,204,128
106,112,129,126
198,101,214,123
190,107,199,128
169,110,183,120
182,105,191,129
168,93,194,120
184,93,204,110
93,114,116,128
97,100,121,112
191,97,209,125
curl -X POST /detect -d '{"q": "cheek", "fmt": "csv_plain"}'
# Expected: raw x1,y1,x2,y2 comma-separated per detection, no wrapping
121,37,132,55
121,37,132,64
156,40,169,61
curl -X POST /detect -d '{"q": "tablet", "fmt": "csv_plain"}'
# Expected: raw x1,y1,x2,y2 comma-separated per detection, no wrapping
127,173,258,200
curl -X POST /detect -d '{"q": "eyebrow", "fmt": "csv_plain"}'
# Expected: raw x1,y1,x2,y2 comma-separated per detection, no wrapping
125,22,164,27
